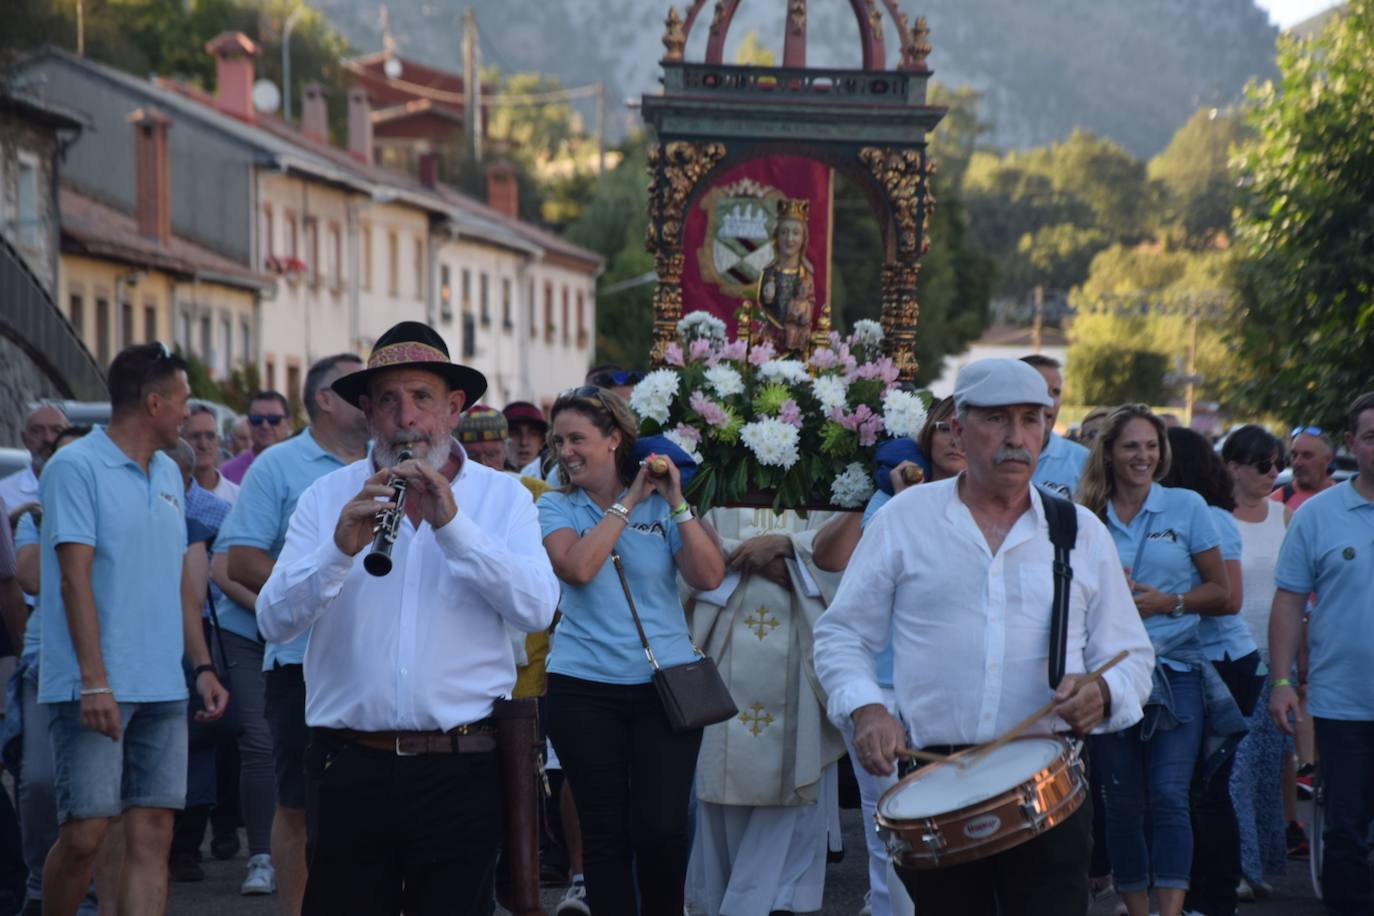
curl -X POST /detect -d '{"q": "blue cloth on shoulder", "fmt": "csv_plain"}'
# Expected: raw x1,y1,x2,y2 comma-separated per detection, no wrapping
873,438,931,495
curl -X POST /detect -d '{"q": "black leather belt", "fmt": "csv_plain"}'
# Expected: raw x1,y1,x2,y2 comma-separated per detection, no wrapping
320,720,497,756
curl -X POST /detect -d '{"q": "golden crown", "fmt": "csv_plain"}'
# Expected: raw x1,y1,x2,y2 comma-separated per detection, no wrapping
775,197,810,222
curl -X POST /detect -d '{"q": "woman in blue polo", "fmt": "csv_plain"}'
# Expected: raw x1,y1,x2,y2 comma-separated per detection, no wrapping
1077,405,1230,916
538,387,724,916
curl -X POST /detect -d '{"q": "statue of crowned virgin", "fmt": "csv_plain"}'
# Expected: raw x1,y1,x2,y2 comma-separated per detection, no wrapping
745,197,817,356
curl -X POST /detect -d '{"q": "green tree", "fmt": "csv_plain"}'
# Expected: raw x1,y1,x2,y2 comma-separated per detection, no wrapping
1231,2,1374,430
1066,345,1172,406
1148,107,1252,248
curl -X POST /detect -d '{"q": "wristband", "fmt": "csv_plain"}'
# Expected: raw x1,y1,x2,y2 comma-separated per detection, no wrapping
79,686,113,697
1270,677,1295,689
670,501,691,518
193,664,218,680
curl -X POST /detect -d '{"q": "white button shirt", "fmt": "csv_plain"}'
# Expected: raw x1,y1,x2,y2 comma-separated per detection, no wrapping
813,476,1154,748
257,451,559,731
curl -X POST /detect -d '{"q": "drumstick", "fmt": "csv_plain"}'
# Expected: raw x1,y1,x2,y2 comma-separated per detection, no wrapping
894,746,955,766
960,650,1130,766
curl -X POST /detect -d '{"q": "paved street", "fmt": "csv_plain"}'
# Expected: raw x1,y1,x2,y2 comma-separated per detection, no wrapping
168,800,1324,915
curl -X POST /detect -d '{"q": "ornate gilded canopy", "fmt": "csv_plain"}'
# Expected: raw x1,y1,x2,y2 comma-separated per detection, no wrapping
641,0,946,380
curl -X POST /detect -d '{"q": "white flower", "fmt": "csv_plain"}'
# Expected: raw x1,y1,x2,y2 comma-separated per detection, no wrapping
811,374,850,413
704,365,745,399
830,461,875,508
628,368,680,425
851,319,884,350
663,428,703,463
756,359,810,386
882,389,929,439
740,418,801,469
676,311,727,342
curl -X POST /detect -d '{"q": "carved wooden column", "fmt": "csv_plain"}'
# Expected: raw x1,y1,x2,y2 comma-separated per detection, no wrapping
859,146,934,382
646,140,726,364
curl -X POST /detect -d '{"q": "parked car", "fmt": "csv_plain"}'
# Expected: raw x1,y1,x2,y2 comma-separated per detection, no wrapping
0,448,29,481
47,399,237,436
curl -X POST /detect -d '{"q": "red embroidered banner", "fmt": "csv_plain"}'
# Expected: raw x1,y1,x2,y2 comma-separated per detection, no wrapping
680,156,833,336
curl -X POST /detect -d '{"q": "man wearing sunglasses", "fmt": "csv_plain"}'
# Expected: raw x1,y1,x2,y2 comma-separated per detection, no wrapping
1272,426,1336,511
586,364,645,402
220,392,293,486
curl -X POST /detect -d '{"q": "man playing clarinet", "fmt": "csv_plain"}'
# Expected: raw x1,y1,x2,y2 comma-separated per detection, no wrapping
257,321,559,916
813,358,1154,916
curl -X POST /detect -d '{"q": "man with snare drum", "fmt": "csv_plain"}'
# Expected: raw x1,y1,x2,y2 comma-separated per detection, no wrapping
813,359,1154,915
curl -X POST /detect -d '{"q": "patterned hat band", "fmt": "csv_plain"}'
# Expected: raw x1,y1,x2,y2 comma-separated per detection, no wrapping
367,341,451,370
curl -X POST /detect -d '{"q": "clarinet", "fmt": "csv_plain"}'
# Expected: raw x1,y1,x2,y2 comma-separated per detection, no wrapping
363,449,411,577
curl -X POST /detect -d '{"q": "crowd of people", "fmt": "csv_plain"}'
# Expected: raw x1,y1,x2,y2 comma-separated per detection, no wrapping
0,320,1369,916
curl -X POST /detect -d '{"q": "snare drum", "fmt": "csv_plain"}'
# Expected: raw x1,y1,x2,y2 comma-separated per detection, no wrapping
875,736,1085,869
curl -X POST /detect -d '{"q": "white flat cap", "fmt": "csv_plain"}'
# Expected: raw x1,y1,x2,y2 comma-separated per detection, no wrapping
953,358,1053,412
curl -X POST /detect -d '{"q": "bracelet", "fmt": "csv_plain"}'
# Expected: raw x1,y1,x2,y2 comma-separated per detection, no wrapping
606,503,630,524
670,501,691,518
1270,677,1296,689
674,509,696,523
79,686,113,697
193,664,218,680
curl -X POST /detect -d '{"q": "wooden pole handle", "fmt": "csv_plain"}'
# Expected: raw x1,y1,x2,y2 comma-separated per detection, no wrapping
647,455,670,476
899,465,925,485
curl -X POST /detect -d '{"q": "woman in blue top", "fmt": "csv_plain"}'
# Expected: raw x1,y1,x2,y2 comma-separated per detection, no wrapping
538,386,724,916
1162,426,1258,914
1077,405,1230,916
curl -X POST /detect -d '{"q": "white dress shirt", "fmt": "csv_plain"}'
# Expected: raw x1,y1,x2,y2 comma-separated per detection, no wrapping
0,465,39,513
257,450,559,731
813,475,1154,748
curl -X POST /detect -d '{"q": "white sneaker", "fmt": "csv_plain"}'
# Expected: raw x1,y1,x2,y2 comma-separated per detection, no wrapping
240,854,277,895
858,889,873,916
555,880,590,915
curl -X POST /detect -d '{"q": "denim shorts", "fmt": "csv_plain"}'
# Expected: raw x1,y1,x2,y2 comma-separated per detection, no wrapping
48,699,188,824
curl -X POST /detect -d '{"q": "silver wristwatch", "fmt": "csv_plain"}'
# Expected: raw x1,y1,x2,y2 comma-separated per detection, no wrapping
1168,593,1186,618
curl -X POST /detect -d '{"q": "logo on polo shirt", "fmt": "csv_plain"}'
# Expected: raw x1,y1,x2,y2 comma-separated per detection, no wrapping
1344,546,1356,561
1147,529,1179,543
159,491,182,512
629,521,669,540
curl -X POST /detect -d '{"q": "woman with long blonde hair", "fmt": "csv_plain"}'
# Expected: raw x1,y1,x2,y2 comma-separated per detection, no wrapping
1080,404,1231,916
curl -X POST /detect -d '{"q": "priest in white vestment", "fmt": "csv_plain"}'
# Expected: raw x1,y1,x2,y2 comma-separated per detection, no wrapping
685,507,848,916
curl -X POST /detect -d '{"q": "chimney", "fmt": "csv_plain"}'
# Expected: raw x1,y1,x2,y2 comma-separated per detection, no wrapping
301,82,328,144
485,161,518,219
347,88,373,164
204,31,260,123
128,107,173,246
418,152,440,189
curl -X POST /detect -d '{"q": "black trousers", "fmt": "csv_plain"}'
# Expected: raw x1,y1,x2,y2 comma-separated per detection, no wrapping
894,794,1093,916
1314,717,1374,916
301,729,503,916
1186,651,1263,916
545,674,702,916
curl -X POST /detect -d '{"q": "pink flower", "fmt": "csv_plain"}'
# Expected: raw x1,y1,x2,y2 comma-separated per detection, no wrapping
747,340,776,366
858,412,885,447
778,399,803,428
808,347,839,370
663,342,685,367
855,361,882,380
877,357,900,387
670,423,701,446
720,339,748,362
828,331,842,349
689,390,731,428
829,404,874,432
689,338,713,362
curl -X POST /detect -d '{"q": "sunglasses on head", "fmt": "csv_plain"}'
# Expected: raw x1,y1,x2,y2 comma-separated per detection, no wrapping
248,414,287,427
1291,425,1323,441
590,370,645,388
556,386,616,412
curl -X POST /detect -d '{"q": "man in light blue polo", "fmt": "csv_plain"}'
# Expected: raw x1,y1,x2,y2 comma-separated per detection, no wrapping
215,353,367,907
38,343,227,916
1022,354,1090,499
1269,390,1374,916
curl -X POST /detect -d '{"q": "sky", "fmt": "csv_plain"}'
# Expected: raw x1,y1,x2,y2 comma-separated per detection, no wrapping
1253,0,1344,27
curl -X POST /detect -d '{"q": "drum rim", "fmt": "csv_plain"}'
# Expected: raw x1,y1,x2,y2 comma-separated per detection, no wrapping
875,735,1072,823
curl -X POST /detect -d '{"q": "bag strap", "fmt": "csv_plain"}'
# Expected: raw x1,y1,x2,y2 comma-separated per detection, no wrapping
1038,488,1078,690
610,553,661,671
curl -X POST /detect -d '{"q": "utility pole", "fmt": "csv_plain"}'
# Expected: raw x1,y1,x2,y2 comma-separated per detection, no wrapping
462,8,482,165
76,0,85,55
595,82,606,179
1031,284,1044,353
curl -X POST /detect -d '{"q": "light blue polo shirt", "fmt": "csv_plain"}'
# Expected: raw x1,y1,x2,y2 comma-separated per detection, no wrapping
37,427,188,703
539,489,691,685
215,429,347,669
1274,479,1374,720
861,490,896,688
1033,433,1090,499
1198,506,1256,662
15,512,40,663
1103,483,1220,670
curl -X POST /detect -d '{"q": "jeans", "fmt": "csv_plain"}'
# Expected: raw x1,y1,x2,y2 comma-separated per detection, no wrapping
302,728,503,916
1313,717,1374,915
1094,666,1204,893
220,630,274,855
1187,651,1263,916
545,674,703,916
47,699,188,822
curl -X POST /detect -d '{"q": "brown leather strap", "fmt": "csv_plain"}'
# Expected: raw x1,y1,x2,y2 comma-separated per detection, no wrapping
610,553,659,671
320,727,497,756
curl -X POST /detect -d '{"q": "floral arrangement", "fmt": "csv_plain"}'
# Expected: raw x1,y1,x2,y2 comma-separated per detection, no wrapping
630,312,929,514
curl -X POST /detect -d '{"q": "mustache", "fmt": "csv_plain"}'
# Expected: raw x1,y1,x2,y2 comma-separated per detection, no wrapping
993,446,1033,465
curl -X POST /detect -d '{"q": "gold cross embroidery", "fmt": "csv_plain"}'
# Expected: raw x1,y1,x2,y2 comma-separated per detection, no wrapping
738,702,775,736
742,607,780,640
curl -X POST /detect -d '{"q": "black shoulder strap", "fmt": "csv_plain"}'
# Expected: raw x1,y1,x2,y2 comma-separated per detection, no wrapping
1039,488,1078,690
1282,482,1296,504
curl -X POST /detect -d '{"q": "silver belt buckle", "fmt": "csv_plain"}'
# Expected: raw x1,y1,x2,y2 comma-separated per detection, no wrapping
395,735,418,757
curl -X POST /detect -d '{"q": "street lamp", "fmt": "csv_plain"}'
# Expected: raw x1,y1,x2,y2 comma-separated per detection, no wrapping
282,5,307,122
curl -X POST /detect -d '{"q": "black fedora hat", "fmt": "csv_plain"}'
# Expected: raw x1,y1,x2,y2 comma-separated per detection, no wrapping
331,321,487,408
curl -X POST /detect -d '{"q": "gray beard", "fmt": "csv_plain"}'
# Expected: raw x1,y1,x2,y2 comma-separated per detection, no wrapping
373,433,451,471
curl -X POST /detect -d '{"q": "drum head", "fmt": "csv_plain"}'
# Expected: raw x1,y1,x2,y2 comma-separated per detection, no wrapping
880,737,1065,820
